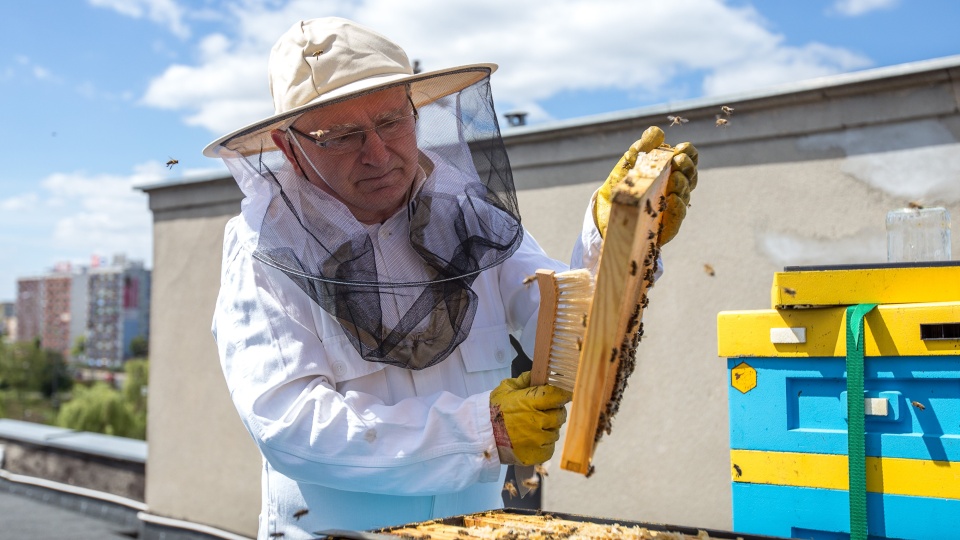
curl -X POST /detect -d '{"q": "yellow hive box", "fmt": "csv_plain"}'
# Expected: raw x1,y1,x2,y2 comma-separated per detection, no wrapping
771,262,960,308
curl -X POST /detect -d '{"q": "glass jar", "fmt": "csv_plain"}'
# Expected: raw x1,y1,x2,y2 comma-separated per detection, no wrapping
886,207,952,263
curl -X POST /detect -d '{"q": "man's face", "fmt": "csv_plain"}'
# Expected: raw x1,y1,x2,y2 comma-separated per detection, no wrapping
282,86,420,224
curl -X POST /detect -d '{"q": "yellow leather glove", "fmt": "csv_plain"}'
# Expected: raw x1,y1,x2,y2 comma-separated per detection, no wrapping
489,371,572,466
593,126,699,245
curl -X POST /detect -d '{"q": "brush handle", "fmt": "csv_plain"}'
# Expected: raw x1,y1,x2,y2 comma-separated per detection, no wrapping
530,269,558,386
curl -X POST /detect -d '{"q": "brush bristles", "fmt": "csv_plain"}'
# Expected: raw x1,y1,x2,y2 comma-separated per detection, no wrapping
545,269,593,393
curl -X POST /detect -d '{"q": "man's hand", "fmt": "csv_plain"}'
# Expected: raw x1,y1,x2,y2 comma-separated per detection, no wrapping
593,126,699,245
489,371,572,466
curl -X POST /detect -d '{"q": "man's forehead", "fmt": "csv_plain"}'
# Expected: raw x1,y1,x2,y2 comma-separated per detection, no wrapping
296,87,409,127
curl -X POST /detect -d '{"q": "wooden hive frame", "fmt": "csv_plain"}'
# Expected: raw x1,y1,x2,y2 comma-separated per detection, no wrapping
559,147,674,475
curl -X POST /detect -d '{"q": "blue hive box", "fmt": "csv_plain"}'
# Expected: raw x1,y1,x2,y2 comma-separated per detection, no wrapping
717,263,960,539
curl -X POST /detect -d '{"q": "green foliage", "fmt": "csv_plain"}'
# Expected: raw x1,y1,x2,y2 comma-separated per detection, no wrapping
129,335,148,359
71,335,86,359
122,359,149,415
56,382,145,439
0,340,72,397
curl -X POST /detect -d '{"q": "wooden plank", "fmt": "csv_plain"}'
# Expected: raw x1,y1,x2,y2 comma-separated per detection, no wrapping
559,148,674,475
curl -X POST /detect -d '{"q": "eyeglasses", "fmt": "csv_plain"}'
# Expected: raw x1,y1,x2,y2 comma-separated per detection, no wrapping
288,111,418,155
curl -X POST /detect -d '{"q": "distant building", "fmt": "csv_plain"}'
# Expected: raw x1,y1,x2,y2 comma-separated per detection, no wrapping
14,256,150,366
15,278,43,344
87,258,151,366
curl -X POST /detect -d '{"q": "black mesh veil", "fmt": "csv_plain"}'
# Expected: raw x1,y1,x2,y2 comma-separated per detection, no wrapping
216,71,522,370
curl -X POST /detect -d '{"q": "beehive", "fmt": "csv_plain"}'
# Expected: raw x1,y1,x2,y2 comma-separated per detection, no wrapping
718,263,960,539
361,509,788,540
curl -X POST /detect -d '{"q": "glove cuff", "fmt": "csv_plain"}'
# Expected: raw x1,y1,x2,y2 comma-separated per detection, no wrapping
490,404,520,465
490,404,511,449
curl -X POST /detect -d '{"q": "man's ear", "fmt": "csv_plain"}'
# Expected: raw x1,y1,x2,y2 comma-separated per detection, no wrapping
271,129,303,175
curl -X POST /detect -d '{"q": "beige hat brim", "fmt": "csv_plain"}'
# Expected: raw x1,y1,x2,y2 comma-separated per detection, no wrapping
203,63,498,158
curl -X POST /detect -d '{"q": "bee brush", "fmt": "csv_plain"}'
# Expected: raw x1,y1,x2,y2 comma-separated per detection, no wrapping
530,268,594,392
512,268,593,497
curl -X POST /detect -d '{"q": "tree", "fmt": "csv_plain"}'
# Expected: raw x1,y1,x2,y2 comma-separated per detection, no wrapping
129,335,148,359
0,341,72,397
71,335,87,362
122,359,148,416
56,383,144,439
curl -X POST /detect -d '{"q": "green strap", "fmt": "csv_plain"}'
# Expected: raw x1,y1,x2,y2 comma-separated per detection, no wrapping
846,303,877,540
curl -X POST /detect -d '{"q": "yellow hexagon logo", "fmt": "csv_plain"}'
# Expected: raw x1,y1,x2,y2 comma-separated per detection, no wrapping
731,362,757,393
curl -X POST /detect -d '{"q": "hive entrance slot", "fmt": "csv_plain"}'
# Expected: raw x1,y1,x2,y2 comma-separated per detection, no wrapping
920,322,960,340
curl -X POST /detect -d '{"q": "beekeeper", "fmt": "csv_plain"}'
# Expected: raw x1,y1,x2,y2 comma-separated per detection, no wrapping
205,17,697,539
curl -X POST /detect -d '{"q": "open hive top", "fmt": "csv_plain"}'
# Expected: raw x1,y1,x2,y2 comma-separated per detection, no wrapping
378,511,741,540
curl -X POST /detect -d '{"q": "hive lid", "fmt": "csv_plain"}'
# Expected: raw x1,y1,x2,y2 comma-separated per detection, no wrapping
771,261,960,309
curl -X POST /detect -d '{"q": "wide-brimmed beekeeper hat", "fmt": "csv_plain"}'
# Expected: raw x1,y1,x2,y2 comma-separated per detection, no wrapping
203,17,497,157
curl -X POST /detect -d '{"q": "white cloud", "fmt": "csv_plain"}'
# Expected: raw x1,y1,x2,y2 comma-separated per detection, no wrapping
141,0,878,133
0,193,39,212
702,42,871,96
88,0,190,38
8,56,61,84
0,164,162,272
830,0,899,17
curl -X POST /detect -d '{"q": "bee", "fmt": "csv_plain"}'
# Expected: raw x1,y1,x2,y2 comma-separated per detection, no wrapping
667,115,688,127
502,480,518,498
580,313,588,327
630,260,638,276
908,201,924,209
165,158,179,169
309,129,326,139
521,475,540,494
522,274,536,285
911,400,926,411
703,263,716,276
576,337,583,351
585,464,596,478
721,105,735,116
311,49,324,58
483,448,492,460
782,286,797,296
534,463,550,477
715,117,729,128
645,198,654,215
733,464,742,478
293,508,309,520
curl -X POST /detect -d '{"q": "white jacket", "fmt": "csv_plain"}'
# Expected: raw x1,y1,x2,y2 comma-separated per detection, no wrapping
213,179,605,538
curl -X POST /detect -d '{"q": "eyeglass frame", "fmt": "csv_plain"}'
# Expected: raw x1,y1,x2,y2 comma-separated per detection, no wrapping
287,98,419,156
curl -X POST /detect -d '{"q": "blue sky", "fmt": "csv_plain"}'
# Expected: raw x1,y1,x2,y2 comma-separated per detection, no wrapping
1,0,959,301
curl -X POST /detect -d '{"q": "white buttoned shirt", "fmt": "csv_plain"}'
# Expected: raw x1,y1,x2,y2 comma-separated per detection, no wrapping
212,169,605,538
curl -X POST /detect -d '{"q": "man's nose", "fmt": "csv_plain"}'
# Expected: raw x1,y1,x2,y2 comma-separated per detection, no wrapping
359,129,390,165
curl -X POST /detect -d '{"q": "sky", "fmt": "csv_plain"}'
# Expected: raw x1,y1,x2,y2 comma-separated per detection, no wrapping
1,0,959,301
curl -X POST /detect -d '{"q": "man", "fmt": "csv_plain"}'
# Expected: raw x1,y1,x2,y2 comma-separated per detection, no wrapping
205,17,696,539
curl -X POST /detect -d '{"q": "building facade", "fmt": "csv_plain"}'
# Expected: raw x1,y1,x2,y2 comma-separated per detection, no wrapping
14,258,150,365
14,278,43,345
